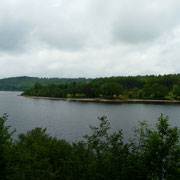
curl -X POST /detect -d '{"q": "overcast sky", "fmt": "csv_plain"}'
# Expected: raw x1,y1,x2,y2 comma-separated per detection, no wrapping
0,0,180,78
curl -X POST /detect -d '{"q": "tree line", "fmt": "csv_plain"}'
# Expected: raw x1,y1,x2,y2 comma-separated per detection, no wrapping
0,76,90,91
22,74,180,99
0,114,180,179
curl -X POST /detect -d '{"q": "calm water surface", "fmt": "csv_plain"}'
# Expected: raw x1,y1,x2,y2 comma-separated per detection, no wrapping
0,91,180,142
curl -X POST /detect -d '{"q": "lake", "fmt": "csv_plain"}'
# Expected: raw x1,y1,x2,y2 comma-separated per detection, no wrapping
0,91,180,142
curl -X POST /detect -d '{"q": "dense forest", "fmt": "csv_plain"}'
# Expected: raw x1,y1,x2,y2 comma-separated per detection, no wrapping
22,74,180,100
0,76,90,91
1,114,180,179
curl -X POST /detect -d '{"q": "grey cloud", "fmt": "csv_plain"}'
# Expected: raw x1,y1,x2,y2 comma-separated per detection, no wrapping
36,27,86,51
113,26,159,44
112,0,180,44
0,0,180,53
0,20,33,53
0,0,89,53
0,0,180,78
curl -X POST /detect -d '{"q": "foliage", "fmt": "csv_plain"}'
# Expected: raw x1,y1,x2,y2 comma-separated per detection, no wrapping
0,114,180,179
0,76,91,91
173,84,180,98
22,74,180,100
129,115,180,179
0,114,15,179
100,82,124,97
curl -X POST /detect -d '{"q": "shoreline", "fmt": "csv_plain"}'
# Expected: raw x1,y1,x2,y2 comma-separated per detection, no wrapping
19,95,180,104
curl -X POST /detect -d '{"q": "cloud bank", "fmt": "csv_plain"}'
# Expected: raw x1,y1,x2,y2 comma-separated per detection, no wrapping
0,0,180,78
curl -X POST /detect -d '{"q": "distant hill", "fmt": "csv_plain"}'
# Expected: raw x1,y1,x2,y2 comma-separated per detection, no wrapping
0,76,91,91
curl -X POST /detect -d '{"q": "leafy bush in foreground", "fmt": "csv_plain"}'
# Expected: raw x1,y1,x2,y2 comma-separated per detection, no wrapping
0,114,180,179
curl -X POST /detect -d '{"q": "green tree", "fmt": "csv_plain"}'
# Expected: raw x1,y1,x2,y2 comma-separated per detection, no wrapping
83,116,129,179
173,84,180,98
0,114,15,179
34,82,43,90
151,83,168,98
101,82,124,97
144,114,180,179
9,128,73,179
130,114,180,179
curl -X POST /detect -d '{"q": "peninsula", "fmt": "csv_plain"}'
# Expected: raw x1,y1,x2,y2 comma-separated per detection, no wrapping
21,74,180,103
